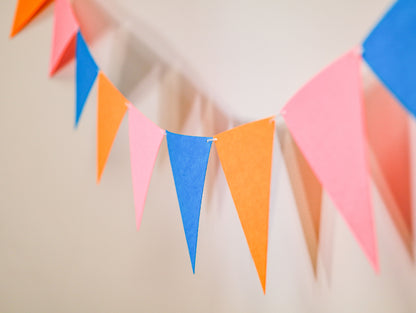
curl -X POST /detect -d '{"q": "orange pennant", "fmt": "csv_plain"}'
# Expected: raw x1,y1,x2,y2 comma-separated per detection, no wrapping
10,0,52,37
214,117,275,293
97,72,128,183
277,123,322,275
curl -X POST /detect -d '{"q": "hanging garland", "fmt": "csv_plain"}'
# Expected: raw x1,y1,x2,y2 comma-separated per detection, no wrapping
9,0,416,293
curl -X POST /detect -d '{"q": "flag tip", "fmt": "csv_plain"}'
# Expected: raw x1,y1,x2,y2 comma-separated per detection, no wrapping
49,67,56,77
9,22,21,38
9,29,17,38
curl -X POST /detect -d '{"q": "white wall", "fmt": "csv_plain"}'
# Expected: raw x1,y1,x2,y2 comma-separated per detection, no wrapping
1,0,416,312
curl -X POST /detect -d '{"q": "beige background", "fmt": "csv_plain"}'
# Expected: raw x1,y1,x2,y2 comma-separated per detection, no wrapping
1,0,416,312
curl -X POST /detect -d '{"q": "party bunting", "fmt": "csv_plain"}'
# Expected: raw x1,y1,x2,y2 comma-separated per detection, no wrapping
363,0,416,118
97,72,128,183
49,0,79,76
277,124,322,275
75,31,99,126
364,79,413,258
281,50,378,271
128,105,164,229
10,0,51,37
11,0,416,292
215,117,275,293
166,132,212,273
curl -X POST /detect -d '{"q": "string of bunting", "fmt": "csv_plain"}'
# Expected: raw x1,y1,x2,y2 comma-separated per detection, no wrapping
9,0,416,293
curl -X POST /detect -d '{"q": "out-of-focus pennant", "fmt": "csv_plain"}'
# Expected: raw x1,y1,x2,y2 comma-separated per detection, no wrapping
49,0,79,76
166,132,212,273
363,0,416,118
128,105,164,229
75,31,99,126
364,77,413,258
215,117,275,293
281,50,379,271
97,72,128,183
10,0,52,37
277,122,322,275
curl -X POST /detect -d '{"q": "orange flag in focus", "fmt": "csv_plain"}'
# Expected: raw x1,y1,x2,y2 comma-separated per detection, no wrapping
214,117,275,293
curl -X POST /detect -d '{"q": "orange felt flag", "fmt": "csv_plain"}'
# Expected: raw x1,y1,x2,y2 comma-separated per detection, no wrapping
10,0,52,37
97,72,128,183
214,117,275,293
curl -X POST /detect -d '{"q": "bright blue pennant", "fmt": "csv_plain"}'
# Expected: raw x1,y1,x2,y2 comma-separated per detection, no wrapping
166,131,213,273
363,0,416,117
75,31,99,126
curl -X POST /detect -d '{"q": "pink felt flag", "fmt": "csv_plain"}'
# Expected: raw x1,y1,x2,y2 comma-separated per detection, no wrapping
128,105,164,229
281,50,378,271
49,0,79,76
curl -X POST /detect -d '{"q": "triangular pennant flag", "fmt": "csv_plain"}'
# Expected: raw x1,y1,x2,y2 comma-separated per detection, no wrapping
365,78,413,258
363,0,416,118
277,123,322,275
75,31,99,127
128,105,164,229
49,0,79,76
215,117,275,293
281,50,378,271
166,131,213,273
10,0,51,37
97,72,128,183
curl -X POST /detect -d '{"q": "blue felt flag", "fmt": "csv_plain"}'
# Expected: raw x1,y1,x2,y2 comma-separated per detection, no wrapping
75,31,99,126
166,131,213,273
363,0,416,118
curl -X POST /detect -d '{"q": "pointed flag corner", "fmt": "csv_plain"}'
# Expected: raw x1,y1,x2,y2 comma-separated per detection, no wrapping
10,0,52,37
